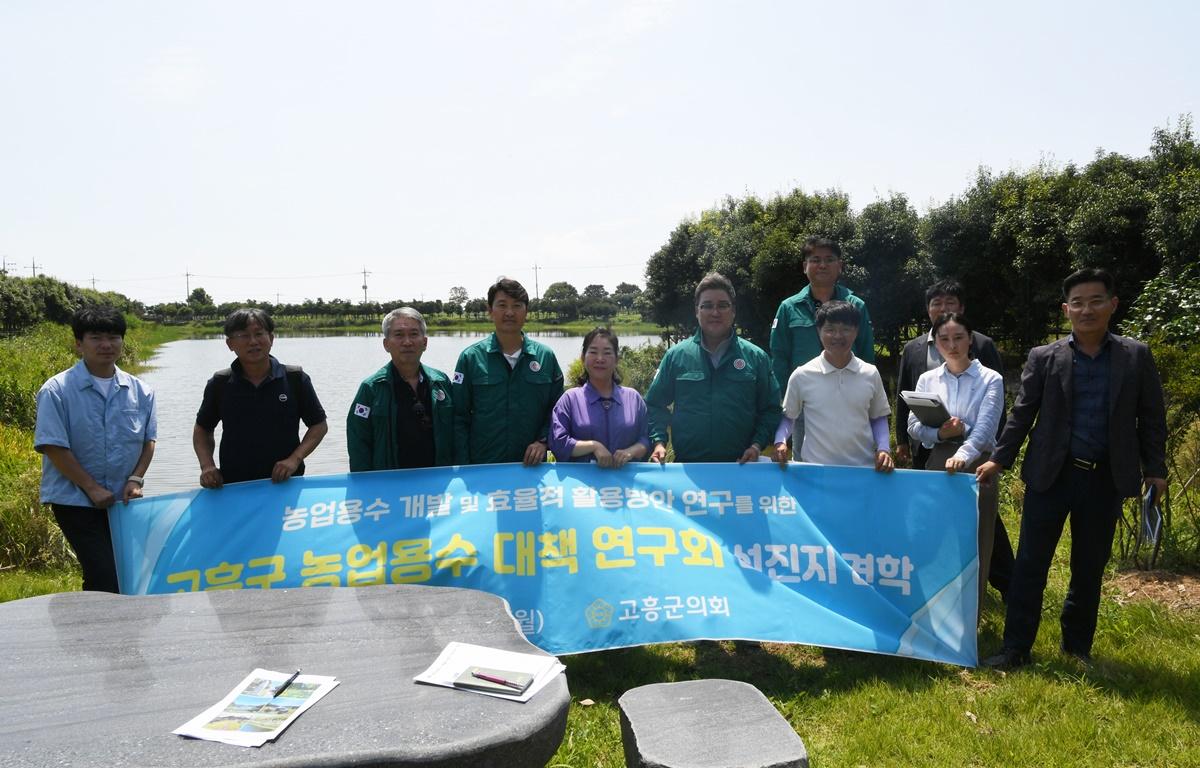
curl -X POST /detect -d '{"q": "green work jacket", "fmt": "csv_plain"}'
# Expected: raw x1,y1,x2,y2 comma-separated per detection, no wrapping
646,329,781,462
452,334,564,465
346,363,455,471
769,283,874,393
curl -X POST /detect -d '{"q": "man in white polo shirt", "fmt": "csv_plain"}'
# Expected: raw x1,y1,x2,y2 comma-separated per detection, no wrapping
773,301,893,471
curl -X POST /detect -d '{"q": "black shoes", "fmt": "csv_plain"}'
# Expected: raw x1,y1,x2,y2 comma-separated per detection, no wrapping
981,648,1032,670
1060,644,1093,665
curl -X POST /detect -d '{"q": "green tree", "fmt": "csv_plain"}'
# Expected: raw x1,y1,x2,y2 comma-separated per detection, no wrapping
448,286,469,308
1147,117,1200,275
1066,151,1157,325
542,282,580,321
612,282,642,311
848,193,923,359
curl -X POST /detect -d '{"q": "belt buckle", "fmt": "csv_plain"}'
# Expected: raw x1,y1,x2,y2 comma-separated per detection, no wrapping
1072,457,1097,471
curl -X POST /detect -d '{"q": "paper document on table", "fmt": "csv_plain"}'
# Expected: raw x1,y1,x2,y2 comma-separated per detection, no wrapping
173,668,339,748
1142,487,1163,546
414,642,564,702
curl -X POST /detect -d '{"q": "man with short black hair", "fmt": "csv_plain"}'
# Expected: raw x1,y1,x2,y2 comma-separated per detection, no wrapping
193,308,328,487
452,278,564,466
348,307,454,470
979,268,1167,669
35,306,157,592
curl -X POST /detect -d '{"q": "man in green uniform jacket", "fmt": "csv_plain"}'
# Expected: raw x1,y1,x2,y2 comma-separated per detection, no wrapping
452,278,564,465
647,273,781,464
769,236,874,394
347,307,454,470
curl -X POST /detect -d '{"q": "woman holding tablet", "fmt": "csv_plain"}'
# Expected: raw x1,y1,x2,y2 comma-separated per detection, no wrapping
907,313,1005,611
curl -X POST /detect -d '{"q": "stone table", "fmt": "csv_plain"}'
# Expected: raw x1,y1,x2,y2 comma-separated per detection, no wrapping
0,584,569,767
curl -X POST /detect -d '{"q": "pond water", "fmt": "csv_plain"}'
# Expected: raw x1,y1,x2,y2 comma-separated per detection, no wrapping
137,332,661,496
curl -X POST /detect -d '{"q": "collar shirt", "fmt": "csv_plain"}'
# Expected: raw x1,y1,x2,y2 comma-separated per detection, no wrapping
195,355,327,484
390,368,436,468
701,330,735,369
768,283,875,393
549,382,650,461
34,360,157,506
908,359,1005,465
645,329,781,462
1068,332,1112,461
780,353,890,468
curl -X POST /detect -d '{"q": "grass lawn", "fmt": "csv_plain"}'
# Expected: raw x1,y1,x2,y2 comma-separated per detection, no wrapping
5,516,1197,767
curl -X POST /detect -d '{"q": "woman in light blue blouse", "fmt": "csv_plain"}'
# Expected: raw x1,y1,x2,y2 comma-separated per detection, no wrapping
907,312,1005,613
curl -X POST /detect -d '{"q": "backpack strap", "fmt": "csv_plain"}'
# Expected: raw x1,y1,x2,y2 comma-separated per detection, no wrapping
210,368,234,420
284,365,308,419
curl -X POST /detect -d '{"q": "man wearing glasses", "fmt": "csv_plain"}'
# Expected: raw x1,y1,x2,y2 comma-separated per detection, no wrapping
768,236,874,397
979,268,1167,669
347,307,455,471
647,272,780,464
194,308,328,487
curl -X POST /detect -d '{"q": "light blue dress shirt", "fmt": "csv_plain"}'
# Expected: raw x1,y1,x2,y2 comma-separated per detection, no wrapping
907,359,1003,465
34,360,157,506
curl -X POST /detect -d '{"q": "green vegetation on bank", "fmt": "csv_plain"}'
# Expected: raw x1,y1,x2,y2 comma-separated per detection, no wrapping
0,320,189,570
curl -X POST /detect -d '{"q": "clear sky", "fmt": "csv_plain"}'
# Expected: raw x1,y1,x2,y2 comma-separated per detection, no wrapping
2,1,1197,306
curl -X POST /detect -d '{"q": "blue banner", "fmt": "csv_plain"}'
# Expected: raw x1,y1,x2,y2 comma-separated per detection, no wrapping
111,463,980,666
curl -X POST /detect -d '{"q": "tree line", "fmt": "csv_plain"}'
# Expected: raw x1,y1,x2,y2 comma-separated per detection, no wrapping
143,283,646,325
642,118,1200,357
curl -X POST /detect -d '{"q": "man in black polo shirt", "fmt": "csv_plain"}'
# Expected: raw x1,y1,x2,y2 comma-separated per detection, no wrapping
193,309,328,487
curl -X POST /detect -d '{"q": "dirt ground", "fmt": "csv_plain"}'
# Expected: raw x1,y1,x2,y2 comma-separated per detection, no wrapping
1111,570,1200,613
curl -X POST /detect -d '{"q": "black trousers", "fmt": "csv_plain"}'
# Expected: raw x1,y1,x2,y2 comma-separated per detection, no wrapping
1001,462,1121,655
52,504,120,593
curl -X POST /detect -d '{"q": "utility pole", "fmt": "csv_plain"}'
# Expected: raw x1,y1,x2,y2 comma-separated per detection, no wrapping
185,269,192,300
1,256,16,276
91,275,97,290
532,263,540,301
361,266,370,303
29,257,39,277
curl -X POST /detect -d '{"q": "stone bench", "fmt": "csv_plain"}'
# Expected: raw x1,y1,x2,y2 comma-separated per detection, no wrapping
618,678,808,768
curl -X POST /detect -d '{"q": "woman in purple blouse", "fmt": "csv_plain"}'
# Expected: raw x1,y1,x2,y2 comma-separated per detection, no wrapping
549,328,650,467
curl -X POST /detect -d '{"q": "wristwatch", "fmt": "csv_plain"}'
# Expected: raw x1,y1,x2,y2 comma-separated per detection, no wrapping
126,475,144,486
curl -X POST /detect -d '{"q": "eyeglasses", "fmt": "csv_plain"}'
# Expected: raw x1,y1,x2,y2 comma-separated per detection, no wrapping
229,330,270,342
697,302,733,313
1066,298,1111,311
411,400,432,431
805,256,839,266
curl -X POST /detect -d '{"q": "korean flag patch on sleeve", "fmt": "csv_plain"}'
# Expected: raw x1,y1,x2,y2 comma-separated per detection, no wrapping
452,372,465,384
353,403,371,419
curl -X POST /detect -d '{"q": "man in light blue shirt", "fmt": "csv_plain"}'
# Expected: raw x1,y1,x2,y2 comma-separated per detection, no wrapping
34,306,157,592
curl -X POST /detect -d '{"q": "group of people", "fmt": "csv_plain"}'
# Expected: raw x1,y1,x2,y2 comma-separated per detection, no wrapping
34,237,1167,669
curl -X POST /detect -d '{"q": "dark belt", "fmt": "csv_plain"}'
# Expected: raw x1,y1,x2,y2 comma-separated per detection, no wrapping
1070,456,1105,471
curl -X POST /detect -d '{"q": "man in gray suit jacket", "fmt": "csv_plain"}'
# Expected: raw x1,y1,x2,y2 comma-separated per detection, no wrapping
979,268,1167,669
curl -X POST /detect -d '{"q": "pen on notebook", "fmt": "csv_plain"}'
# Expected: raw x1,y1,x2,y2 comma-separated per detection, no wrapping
472,670,524,690
272,669,302,698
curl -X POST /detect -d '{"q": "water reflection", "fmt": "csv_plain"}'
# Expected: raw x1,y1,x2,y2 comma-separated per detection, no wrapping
137,332,659,496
